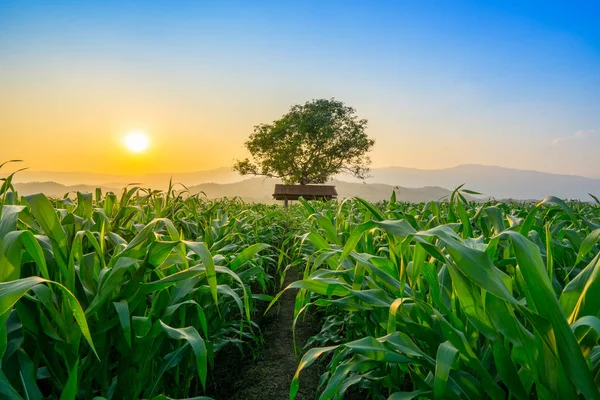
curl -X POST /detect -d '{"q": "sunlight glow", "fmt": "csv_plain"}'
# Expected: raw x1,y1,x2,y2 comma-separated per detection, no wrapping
124,131,150,153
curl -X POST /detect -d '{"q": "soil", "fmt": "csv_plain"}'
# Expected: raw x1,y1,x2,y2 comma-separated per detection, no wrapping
207,268,324,400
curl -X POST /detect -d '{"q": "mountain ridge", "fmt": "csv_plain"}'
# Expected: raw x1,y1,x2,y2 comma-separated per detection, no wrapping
13,179,460,204
5,164,600,200
8,164,599,180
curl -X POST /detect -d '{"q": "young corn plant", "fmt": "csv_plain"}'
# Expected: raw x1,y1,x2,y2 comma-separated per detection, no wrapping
278,193,600,399
0,188,283,399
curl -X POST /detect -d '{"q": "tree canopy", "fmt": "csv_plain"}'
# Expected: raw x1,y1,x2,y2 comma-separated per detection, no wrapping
233,98,375,185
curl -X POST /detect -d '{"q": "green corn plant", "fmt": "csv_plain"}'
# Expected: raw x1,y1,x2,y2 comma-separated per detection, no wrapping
276,194,600,399
0,188,287,399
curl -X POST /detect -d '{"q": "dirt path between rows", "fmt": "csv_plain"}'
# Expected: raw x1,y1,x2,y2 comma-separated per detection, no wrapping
207,268,323,400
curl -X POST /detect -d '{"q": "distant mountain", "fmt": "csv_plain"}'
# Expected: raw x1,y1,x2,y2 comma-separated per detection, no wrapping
12,179,459,204
341,164,600,201
187,178,457,204
13,182,118,198
7,167,241,189
336,181,457,203
5,164,600,200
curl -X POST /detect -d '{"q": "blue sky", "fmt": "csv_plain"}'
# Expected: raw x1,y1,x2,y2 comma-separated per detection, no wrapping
0,0,599,176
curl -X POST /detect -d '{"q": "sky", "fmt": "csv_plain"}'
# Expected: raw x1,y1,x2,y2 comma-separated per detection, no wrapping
0,0,599,177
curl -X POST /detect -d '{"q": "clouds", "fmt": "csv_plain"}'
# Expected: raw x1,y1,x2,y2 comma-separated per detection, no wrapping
551,129,599,146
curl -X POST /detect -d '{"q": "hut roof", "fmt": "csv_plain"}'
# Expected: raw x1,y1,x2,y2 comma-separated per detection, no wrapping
273,184,337,200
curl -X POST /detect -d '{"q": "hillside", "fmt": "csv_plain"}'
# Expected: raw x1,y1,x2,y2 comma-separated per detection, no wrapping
187,178,458,203
8,167,241,189
343,164,600,200
12,179,458,204
6,164,600,201
13,182,118,198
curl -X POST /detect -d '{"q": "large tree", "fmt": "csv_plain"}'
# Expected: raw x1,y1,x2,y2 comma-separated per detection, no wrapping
233,98,374,185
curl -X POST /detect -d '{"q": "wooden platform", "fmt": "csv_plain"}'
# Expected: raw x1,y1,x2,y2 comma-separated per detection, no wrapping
273,184,337,207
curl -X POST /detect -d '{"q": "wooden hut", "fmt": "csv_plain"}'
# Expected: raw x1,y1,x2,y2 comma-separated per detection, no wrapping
273,184,337,207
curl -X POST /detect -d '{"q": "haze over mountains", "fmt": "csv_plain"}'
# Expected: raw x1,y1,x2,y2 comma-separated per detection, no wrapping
8,168,242,188
6,164,600,202
12,179,457,204
358,165,600,201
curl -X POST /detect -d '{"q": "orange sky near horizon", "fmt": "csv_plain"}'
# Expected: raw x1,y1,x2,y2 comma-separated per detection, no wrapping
1,97,597,178
1,89,254,174
0,81,503,176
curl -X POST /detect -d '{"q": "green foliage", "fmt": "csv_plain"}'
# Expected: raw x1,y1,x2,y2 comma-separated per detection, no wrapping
280,194,600,399
233,98,375,184
0,186,292,399
3,158,600,399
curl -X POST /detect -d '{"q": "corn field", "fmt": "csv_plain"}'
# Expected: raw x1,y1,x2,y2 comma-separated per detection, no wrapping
283,190,600,399
1,160,600,399
0,162,291,399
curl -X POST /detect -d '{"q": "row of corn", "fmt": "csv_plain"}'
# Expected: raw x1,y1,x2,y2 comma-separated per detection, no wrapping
282,189,600,399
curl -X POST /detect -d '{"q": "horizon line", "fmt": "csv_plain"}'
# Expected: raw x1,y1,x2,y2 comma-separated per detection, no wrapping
3,163,599,180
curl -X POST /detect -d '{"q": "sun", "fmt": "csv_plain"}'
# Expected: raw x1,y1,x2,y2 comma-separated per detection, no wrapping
123,131,150,153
